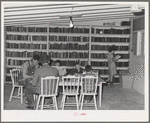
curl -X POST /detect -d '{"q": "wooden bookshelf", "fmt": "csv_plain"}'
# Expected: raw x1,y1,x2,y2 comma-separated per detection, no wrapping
5,20,131,83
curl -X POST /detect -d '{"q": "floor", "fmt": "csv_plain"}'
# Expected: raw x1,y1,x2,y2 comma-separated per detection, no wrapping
3,83,144,110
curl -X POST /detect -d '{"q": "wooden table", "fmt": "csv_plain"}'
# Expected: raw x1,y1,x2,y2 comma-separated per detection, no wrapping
59,78,106,108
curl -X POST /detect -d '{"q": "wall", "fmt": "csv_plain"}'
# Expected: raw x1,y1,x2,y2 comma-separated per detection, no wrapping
129,54,144,95
129,16,145,95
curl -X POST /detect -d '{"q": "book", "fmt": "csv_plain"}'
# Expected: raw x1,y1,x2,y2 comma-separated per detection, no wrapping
115,55,121,61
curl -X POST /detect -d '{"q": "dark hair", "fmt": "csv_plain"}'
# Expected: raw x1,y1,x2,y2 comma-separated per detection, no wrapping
55,60,61,65
108,45,115,52
33,55,40,61
75,60,81,65
48,59,54,66
85,65,92,72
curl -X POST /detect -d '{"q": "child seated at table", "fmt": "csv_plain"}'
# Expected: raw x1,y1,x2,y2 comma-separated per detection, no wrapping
66,60,84,75
82,65,97,103
53,60,66,76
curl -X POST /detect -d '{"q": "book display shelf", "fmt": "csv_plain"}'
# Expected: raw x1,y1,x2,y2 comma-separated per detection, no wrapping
5,20,131,83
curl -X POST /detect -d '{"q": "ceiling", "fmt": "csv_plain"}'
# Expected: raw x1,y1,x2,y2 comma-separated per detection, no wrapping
3,2,145,26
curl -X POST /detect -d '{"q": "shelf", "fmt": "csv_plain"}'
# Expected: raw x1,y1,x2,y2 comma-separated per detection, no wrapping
49,41,89,44
6,57,31,60
92,34,130,38
91,50,130,54
6,31,47,35
6,40,47,44
91,59,129,62
91,42,129,46
7,65,22,68
6,48,47,52
49,32,89,36
92,25,130,29
51,58,88,61
49,49,89,52
92,66,129,70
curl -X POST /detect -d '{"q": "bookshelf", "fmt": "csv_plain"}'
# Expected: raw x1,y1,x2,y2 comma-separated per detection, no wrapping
5,20,131,83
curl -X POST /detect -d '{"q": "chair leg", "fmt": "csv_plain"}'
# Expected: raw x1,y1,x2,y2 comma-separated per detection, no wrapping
93,95,97,110
62,95,66,110
36,95,41,110
18,87,20,97
9,86,15,102
20,87,23,104
80,94,84,110
60,95,64,108
41,96,44,110
54,96,58,110
76,95,79,110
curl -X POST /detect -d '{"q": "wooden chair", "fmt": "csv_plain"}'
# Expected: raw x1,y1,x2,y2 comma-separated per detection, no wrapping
61,75,80,110
79,75,98,110
36,76,59,110
9,69,24,103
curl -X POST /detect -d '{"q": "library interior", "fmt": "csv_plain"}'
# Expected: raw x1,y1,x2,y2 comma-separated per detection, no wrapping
2,1,147,115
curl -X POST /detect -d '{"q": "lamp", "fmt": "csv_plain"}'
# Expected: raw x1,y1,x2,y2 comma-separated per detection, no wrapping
130,4,142,12
69,16,74,28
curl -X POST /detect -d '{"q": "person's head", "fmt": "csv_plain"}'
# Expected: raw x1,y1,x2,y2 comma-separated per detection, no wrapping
108,45,115,53
40,53,50,64
85,65,92,73
55,60,61,67
75,60,81,70
32,55,40,66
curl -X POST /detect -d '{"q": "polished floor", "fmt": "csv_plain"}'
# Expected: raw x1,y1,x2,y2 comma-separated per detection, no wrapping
3,83,144,110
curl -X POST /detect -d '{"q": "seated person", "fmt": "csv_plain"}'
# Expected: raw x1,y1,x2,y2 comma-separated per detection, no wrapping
82,65,97,103
66,60,84,75
25,53,59,109
53,60,66,94
48,59,54,66
53,60,66,76
17,55,40,104
18,55,40,87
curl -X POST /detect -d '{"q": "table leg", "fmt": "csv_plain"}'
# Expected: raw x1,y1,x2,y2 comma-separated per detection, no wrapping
98,83,102,107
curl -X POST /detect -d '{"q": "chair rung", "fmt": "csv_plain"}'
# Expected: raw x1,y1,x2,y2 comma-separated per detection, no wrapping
65,103,77,105
11,96,21,98
64,105,78,107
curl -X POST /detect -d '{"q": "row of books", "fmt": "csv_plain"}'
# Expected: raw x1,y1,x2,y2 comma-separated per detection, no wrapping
91,61,129,67
49,27,89,33
121,21,131,26
6,43,47,49
5,26,90,33
49,43,89,50
49,52,89,58
5,26,47,32
7,59,26,65
49,36,89,42
6,34,47,41
91,53,129,59
6,51,47,58
91,45,129,51
95,28,130,34
6,35,130,42
91,37,130,42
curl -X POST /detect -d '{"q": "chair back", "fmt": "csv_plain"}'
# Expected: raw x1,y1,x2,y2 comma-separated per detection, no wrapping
62,75,80,94
10,69,20,85
81,75,98,94
41,76,59,95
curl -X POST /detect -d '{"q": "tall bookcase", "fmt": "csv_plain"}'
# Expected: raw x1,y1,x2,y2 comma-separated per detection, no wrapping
5,20,131,83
